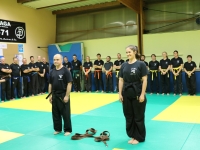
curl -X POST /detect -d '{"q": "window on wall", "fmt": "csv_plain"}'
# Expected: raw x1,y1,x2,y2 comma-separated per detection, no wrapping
145,0,200,34
56,8,137,43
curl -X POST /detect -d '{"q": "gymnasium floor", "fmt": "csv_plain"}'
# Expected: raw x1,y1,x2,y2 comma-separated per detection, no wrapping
0,93,200,150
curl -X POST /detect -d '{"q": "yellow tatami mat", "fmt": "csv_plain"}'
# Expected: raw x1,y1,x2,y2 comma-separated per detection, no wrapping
0,93,118,114
0,130,24,144
153,96,200,123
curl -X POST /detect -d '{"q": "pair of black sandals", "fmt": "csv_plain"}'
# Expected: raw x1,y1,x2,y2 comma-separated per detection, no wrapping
71,128,110,147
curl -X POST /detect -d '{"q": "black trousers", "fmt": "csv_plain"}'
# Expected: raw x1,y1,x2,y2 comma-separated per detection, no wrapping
173,71,182,94
11,77,21,99
122,90,146,142
185,73,196,95
73,72,81,92
149,72,159,93
44,73,49,93
1,78,11,101
160,72,170,94
52,93,72,132
94,71,104,91
105,74,113,92
38,75,45,94
23,76,31,97
31,74,38,95
84,73,91,92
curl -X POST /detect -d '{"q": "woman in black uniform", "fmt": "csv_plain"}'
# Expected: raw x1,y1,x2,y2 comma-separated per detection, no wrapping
83,56,93,92
119,45,148,145
184,55,196,95
159,52,171,95
149,54,159,94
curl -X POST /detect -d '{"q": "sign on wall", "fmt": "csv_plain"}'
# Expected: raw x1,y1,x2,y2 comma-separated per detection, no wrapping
0,19,26,43
18,44,24,53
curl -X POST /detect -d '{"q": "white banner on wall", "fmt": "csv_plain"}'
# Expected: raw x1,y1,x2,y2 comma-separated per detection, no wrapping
0,49,3,56
0,43,7,49
15,54,23,66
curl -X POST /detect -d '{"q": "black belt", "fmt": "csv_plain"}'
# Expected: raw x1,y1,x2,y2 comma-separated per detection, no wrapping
123,82,141,98
46,90,66,104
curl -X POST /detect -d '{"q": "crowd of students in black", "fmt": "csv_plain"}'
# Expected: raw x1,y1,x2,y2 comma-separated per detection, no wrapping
0,50,197,103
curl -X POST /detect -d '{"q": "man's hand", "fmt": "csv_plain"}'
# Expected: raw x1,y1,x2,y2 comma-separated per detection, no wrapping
49,96,52,104
64,96,69,103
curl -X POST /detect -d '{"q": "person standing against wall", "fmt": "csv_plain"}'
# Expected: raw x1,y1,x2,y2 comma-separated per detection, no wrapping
149,54,160,94
104,56,113,93
71,54,82,92
42,57,50,93
83,56,93,92
0,57,12,102
119,45,147,145
94,53,104,93
114,53,124,93
159,52,171,95
184,55,197,96
10,57,21,99
29,56,39,96
140,55,149,69
63,56,71,71
171,50,183,96
36,56,45,95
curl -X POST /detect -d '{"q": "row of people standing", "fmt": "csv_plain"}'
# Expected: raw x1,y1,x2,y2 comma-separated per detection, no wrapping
0,56,49,102
140,50,197,96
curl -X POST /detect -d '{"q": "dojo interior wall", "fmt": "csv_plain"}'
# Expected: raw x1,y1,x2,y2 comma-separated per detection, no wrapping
0,0,56,60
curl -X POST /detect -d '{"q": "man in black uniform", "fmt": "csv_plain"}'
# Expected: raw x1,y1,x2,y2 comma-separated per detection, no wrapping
83,56,93,92
171,50,183,95
42,57,50,93
94,53,104,93
140,55,149,68
184,55,197,95
29,56,39,96
36,56,45,94
104,56,113,93
159,52,171,95
21,58,32,97
49,54,73,136
119,45,147,145
0,57,12,102
63,56,71,71
114,53,124,93
10,57,21,99
149,54,160,94
71,54,82,92
51,64,56,70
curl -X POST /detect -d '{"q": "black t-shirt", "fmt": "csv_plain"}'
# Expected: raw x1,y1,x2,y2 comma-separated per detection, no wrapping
114,59,125,71
184,61,197,71
35,62,45,73
63,62,72,69
10,63,20,76
119,61,148,83
159,58,171,69
0,63,11,76
49,67,73,91
21,64,30,76
104,62,113,71
94,60,104,70
171,57,183,68
71,60,82,70
29,62,38,73
141,61,148,66
43,62,49,73
149,60,159,70
83,61,93,69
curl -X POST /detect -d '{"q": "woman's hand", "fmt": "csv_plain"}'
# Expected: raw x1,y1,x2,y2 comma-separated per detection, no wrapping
139,94,145,103
119,94,123,103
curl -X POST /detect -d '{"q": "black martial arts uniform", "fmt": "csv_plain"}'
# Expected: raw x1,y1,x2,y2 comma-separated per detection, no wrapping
36,62,45,94
21,64,31,97
0,63,11,101
114,59,124,92
29,62,39,95
184,61,196,95
159,58,171,94
71,60,82,92
141,61,148,67
83,61,93,92
149,60,159,93
10,63,21,99
104,61,113,93
49,67,73,133
43,62,49,93
171,57,183,94
94,60,104,91
119,61,147,142
63,62,72,70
